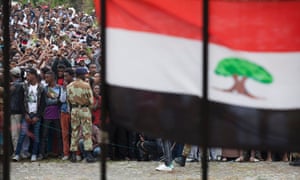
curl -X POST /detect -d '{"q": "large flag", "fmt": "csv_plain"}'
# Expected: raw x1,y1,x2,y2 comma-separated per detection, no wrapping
98,0,300,151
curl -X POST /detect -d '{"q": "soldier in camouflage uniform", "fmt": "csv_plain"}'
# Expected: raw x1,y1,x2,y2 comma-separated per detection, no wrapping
67,67,95,163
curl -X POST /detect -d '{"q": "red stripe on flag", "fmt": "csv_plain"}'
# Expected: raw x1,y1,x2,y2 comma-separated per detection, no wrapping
103,0,300,52
107,0,202,40
94,0,101,24
210,1,300,52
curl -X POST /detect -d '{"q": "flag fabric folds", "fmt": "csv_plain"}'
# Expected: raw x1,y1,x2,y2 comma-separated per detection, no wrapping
101,0,300,151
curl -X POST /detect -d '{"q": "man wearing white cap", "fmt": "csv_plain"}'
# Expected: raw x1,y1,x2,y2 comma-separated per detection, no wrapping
10,67,24,155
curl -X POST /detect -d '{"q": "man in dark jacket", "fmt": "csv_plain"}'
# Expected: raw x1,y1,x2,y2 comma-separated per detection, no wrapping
10,67,24,155
13,68,45,162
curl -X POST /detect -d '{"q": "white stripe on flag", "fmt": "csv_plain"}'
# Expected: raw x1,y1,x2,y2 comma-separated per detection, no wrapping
106,29,300,110
107,28,202,97
209,43,300,110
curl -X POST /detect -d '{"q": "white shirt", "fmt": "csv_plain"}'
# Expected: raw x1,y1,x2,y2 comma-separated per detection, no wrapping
28,84,38,113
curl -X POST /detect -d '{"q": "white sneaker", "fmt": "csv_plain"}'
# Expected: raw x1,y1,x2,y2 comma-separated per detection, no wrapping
155,163,173,171
31,154,37,162
62,155,69,161
186,158,199,162
12,155,20,162
76,155,82,161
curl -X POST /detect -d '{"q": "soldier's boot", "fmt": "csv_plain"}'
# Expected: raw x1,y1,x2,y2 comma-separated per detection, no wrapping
70,152,76,163
86,151,96,163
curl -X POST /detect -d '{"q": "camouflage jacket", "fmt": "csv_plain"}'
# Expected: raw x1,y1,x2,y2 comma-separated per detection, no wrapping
66,79,93,107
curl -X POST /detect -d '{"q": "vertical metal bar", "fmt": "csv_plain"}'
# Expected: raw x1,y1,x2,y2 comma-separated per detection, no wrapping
100,0,108,180
2,0,11,180
201,0,209,180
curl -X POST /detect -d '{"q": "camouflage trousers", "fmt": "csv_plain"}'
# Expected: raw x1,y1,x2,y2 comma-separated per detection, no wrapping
70,107,93,151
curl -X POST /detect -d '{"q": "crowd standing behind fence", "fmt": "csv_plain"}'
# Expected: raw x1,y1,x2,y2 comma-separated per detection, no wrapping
0,2,299,172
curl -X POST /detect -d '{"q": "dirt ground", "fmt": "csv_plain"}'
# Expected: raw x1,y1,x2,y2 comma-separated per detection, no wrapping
8,160,300,180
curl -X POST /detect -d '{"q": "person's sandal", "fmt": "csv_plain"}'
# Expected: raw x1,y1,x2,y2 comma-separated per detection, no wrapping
222,157,227,162
235,156,244,162
250,157,260,162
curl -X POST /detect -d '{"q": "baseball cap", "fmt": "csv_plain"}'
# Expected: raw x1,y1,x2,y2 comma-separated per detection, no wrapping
10,67,21,77
75,67,88,75
26,67,38,76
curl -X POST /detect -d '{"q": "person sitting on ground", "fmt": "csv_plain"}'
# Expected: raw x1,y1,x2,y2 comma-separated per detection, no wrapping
289,153,300,166
79,124,101,161
136,133,162,161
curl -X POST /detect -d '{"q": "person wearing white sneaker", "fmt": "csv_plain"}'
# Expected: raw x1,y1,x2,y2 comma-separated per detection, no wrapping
13,68,45,162
155,139,173,171
12,155,20,161
155,163,173,171
76,155,82,161
31,154,37,162
61,155,69,161
60,68,74,162
9,67,24,157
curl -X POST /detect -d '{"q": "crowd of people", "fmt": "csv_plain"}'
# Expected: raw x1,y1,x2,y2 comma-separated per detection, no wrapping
0,2,299,172
0,2,102,163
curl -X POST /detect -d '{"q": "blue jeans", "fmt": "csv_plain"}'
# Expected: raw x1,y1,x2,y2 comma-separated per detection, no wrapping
158,139,172,166
15,114,41,156
79,139,101,158
93,147,101,157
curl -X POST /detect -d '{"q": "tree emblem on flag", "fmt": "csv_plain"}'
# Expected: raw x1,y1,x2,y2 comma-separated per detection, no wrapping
214,57,273,98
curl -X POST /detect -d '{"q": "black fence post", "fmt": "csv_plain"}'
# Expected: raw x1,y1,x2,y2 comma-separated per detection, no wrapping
201,0,209,180
2,0,11,179
100,0,108,180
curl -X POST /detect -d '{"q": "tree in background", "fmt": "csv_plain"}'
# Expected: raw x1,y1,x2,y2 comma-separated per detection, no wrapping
214,57,273,98
15,0,94,14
